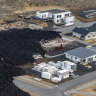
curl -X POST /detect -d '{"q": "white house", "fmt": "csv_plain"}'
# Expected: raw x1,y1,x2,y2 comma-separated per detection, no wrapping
64,47,96,64
72,24,96,40
36,9,75,26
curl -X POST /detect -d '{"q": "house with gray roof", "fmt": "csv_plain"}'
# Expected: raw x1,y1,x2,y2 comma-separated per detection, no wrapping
72,24,96,40
36,9,75,26
64,47,96,64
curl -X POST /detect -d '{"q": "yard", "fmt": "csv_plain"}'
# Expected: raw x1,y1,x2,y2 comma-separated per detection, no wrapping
85,38,96,44
78,83,96,94
14,6,66,14
68,80,96,96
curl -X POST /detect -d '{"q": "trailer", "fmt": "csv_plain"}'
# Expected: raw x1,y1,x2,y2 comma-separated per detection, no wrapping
42,72,52,79
57,69,69,79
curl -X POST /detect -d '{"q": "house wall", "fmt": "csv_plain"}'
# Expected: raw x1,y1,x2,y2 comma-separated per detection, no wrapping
52,11,71,24
36,11,50,19
85,55,96,62
36,11,42,18
65,53,81,63
65,53,96,63
72,32,82,38
85,32,96,40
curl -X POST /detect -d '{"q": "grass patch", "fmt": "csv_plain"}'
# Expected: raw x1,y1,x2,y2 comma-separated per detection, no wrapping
14,6,66,14
78,83,96,94
73,13,96,22
85,39,96,43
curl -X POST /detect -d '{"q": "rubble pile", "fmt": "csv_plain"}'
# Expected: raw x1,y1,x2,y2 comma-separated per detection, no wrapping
40,38,70,51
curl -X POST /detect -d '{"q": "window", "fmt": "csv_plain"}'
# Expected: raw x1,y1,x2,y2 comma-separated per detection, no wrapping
65,13,70,17
57,15,61,18
52,15,54,19
83,59,86,62
57,20,60,23
87,57,93,62
93,35,96,37
88,36,90,38
75,57,77,60
67,54,69,57
43,14,46,17
71,56,73,59
42,14,46,18
62,19,64,22
71,65,77,71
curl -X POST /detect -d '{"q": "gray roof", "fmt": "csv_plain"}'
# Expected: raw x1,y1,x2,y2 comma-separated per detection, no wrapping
87,47,96,52
72,27,89,36
72,24,96,36
40,9,69,14
65,47,96,59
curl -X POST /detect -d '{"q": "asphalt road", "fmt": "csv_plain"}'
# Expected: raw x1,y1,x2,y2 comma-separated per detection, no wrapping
13,79,63,96
63,35,90,46
69,81,96,93
13,71,96,96
59,71,96,91
54,20,96,33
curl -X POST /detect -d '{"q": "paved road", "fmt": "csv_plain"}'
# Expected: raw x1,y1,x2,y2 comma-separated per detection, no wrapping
59,71,96,91
54,21,96,32
63,35,91,46
17,76,53,89
66,80,96,95
13,71,96,96
13,79,63,96
69,81,96,93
